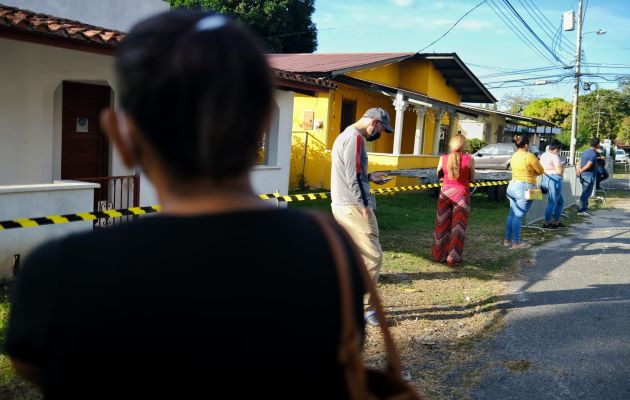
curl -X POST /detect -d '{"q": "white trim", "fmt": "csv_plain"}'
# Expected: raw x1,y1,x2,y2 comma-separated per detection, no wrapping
366,153,437,157
252,165,283,171
0,181,99,194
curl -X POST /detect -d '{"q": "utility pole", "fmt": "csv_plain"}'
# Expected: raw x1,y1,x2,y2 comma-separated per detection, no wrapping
596,92,602,138
569,0,583,166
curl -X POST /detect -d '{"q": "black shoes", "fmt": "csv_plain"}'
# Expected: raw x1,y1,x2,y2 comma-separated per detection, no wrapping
543,222,566,229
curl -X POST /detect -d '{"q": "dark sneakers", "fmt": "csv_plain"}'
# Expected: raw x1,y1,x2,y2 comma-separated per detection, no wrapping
543,222,566,229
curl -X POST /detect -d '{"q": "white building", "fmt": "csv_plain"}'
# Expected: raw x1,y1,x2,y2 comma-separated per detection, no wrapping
459,105,560,146
0,3,333,276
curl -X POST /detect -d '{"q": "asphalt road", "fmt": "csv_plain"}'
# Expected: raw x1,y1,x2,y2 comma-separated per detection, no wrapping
471,193,630,399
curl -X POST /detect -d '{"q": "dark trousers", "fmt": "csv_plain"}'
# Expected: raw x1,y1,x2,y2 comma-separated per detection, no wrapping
596,164,608,189
579,174,595,212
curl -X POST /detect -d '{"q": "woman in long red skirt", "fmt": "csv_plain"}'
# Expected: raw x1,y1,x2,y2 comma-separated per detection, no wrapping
431,135,475,267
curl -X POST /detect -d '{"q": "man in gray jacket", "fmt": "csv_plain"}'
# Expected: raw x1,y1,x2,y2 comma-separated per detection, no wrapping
331,107,393,326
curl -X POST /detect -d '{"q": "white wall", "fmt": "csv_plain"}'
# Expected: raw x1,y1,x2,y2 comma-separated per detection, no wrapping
1,38,296,207
0,182,98,278
0,37,125,186
3,0,169,32
250,89,294,196
459,120,484,140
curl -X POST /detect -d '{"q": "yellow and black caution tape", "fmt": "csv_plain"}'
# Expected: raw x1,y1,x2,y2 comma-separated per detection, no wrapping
258,180,510,202
259,192,329,202
0,180,510,230
0,206,161,231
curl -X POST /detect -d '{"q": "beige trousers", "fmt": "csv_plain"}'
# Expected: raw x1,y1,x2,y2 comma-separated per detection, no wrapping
332,204,383,312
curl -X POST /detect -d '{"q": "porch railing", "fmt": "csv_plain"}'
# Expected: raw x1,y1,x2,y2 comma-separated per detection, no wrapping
75,174,140,228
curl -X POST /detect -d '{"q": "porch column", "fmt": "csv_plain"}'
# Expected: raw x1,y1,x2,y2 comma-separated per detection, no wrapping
431,108,445,155
447,110,459,141
412,105,428,155
392,92,408,155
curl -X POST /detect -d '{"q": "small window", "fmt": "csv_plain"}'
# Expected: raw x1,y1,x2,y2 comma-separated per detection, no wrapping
340,99,357,133
479,145,498,155
496,145,514,155
256,100,279,165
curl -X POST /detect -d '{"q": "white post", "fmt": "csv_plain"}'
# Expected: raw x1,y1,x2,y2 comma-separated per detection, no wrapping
392,92,408,155
413,106,428,155
447,110,458,142
432,108,445,155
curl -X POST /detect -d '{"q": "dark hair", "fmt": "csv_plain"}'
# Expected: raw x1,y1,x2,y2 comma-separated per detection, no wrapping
590,137,600,148
513,134,530,149
115,11,274,184
548,139,562,151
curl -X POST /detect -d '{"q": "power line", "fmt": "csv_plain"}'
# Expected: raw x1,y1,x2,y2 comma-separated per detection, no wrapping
487,0,564,67
500,0,569,64
416,0,488,53
517,0,574,57
524,0,576,48
483,73,572,86
477,65,568,79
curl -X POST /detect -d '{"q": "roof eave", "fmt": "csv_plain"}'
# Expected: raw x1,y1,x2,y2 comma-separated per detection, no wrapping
333,75,482,118
415,53,497,103
0,26,116,56
329,54,414,77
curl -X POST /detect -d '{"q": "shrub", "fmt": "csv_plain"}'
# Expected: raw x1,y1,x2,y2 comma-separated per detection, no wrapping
467,138,487,153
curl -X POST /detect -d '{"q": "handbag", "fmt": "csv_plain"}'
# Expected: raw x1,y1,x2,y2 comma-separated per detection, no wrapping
525,188,543,201
310,212,421,400
312,212,420,399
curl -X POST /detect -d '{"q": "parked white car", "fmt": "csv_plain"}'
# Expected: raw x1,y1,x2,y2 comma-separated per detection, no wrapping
616,149,628,163
473,143,541,170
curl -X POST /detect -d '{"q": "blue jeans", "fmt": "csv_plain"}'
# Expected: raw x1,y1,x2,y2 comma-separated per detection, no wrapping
596,164,608,188
542,174,564,223
505,181,534,243
579,174,595,212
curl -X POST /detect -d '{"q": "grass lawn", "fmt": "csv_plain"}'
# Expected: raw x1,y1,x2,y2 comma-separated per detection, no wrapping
290,186,619,399
0,184,625,399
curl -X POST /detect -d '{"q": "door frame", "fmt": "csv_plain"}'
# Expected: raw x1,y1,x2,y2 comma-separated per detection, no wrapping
59,80,113,180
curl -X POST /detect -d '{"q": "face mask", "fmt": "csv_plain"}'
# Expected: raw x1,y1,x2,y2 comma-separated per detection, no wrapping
366,131,381,142
366,121,382,142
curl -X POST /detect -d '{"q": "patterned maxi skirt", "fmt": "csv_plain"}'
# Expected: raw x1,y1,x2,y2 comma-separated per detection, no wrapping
431,187,471,266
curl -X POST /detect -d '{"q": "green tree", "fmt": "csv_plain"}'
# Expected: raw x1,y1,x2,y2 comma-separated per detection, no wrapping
618,116,630,144
522,97,572,129
557,125,591,150
578,89,628,141
466,138,487,153
166,0,317,53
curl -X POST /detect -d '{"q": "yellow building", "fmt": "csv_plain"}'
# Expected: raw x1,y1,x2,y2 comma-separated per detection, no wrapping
268,52,496,189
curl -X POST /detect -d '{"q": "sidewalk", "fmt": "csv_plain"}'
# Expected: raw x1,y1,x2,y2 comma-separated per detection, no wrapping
471,195,630,399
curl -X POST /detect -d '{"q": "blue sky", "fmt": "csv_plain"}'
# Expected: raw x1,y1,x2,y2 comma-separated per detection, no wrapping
312,0,630,105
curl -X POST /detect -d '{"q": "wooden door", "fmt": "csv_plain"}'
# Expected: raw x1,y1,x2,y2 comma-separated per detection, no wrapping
61,82,111,180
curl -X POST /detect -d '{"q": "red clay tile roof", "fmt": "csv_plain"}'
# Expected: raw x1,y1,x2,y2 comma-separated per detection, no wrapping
0,3,335,90
274,70,337,90
0,3,125,47
267,53,414,74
